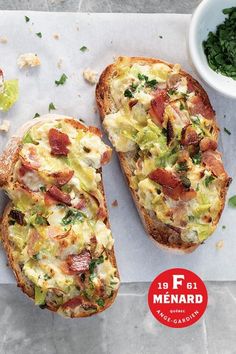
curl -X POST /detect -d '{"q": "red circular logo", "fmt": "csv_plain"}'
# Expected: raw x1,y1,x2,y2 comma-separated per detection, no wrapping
148,268,208,328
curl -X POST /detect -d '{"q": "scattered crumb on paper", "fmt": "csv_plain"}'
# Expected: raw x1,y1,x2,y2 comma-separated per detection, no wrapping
112,200,118,207
83,69,98,85
216,240,224,250
0,36,7,44
0,120,10,132
53,33,60,40
57,58,63,69
17,53,41,69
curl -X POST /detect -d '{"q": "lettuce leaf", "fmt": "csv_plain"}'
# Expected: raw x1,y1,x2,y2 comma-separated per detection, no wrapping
0,79,19,112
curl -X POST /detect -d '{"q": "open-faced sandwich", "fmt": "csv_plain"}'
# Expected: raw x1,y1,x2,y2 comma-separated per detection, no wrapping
0,114,119,317
96,56,231,254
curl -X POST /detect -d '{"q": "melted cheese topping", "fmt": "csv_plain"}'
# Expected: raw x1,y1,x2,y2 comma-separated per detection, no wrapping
6,119,119,316
104,57,227,244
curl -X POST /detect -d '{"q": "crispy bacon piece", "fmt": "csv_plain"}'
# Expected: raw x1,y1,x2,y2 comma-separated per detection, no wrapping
47,185,71,205
149,168,196,201
48,128,71,156
202,150,226,177
28,229,40,257
129,99,138,109
61,296,83,309
51,170,74,186
9,209,25,225
66,250,91,274
189,95,215,120
19,164,33,177
149,168,179,189
200,137,217,152
181,125,200,146
149,90,168,126
101,149,112,165
162,184,196,202
44,192,56,206
166,119,174,145
74,198,86,210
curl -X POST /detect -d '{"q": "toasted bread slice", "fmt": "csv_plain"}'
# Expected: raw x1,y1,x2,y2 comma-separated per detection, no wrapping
0,114,119,317
96,56,231,254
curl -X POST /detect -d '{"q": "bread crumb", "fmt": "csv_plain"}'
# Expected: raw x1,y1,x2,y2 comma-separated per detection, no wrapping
53,33,60,40
216,240,224,250
83,69,98,85
0,120,10,132
112,200,118,207
0,36,7,44
57,58,63,69
17,53,41,69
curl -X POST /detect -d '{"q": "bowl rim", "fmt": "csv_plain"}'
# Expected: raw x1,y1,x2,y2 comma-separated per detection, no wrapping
188,0,236,99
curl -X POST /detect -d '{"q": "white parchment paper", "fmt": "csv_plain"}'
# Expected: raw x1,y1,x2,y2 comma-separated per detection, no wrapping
0,11,236,283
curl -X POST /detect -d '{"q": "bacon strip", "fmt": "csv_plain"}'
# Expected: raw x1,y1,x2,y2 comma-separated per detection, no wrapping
149,168,196,201
48,128,71,156
51,170,74,186
149,90,168,126
181,125,199,146
149,168,180,189
189,95,215,120
202,150,226,177
47,185,71,205
66,250,91,274
200,138,217,152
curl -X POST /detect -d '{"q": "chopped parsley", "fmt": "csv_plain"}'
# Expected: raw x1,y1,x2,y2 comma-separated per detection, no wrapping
203,7,236,80
224,127,231,135
33,253,41,260
168,88,176,96
159,35,163,39
48,102,56,112
80,46,88,52
228,195,236,208
222,225,226,230
124,88,133,98
137,73,158,89
188,215,195,222
33,113,40,119
55,73,68,86
180,102,185,110
61,209,86,225
191,152,202,165
35,215,48,225
96,298,105,307
25,16,30,23
39,186,46,192
36,32,42,38
89,255,104,274
205,175,215,187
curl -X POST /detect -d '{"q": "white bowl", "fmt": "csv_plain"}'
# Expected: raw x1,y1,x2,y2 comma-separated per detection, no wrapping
189,0,236,99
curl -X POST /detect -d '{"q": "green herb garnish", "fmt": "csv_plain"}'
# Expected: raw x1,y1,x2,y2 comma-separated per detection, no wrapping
192,152,202,165
228,195,236,208
188,215,195,222
35,215,48,225
80,46,88,52
89,255,104,274
36,32,42,38
146,79,158,88
25,16,30,23
55,73,68,86
203,7,236,80
96,298,105,307
138,73,148,81
61,209,86,225
168,88,176,96
205,175,215,187
33,113,40,119
48,102,56,112
33,253,41,260
222,225,226,230
124,89,133,98
39,186,46,192
224,127,231,135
